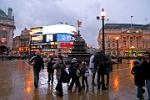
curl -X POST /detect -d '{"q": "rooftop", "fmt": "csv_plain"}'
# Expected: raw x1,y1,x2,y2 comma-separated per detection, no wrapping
104,23,150,30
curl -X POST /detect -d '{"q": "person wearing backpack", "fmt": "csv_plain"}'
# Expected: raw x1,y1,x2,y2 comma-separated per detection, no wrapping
68,58,81,92
47,57,55,84
53,55,66,97
30,51,44,88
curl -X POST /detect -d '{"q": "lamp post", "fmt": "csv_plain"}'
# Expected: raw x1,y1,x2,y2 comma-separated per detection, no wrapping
97,8,106,53
29,32,32,57
116,36,119,62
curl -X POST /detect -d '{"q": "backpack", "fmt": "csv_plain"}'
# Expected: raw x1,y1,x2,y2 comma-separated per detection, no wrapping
76,69,81,77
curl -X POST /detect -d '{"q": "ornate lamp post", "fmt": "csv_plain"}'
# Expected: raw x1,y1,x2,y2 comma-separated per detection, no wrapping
97,8,106,53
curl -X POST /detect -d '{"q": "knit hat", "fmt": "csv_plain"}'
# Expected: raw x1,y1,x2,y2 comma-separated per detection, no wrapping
133,59,141,65
71,58,77,63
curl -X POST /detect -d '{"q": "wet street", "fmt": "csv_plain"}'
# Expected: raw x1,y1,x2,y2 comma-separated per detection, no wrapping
0,59,148,100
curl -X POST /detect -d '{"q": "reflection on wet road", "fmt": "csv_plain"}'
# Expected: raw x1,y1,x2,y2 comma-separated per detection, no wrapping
0,59,148,100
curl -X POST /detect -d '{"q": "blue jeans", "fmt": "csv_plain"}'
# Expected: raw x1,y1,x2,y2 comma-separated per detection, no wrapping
146,79,150,99
136,86,143,98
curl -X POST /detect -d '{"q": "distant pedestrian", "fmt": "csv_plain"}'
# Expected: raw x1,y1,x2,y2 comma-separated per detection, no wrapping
81,61,89,90
142,53,150,100
104,54,112,87
47,57,55,84
53,55,66,97
68,58,81,92
131,60,145,100
30,51,44,88
93,50,107,90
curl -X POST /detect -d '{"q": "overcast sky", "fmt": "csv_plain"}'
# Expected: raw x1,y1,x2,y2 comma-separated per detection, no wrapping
1,0,150,47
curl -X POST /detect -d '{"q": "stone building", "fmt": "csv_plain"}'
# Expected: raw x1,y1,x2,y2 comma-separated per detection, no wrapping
13,36,20,52
19,28,30,54
98,23,150,56
13,28,30,54
0,8,15,54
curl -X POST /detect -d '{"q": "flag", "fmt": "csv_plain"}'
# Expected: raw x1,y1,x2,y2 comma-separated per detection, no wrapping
77,20,82,27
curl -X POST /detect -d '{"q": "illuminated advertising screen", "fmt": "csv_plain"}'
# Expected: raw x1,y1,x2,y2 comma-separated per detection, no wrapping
57,33,75,42
31,35,43,43
46,34,53,42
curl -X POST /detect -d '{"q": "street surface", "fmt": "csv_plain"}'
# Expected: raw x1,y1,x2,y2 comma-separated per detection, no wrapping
0,59,148,100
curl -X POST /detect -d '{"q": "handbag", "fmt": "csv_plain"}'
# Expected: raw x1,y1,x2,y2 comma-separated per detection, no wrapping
84,69,89,77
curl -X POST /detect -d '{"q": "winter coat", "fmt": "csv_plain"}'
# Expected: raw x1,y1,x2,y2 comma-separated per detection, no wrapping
54,60,66,80
47,60,55,73
69,62,81,78
142,61,150,79
93,52,108,70
81,67,89,77
30,55,44,69
104,55,112,75
131,65,145,87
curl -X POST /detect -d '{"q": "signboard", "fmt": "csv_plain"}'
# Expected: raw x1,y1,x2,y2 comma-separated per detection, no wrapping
43,24,77,35
31,35,43,43
46,34,53,42
57,33,75,42
57,42,74,48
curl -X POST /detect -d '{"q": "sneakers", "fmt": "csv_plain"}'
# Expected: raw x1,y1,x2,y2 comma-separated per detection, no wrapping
136,97,141,100
141,88,145,94
92,82,97,86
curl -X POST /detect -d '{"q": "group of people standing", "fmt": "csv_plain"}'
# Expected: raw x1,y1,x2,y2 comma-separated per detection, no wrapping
89,50,112,90
49,51,112,97
29,52,90,97
32,50,150,99
131,53,150,100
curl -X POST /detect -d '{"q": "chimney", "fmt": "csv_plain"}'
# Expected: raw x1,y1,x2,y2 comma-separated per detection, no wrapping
8,8,12,19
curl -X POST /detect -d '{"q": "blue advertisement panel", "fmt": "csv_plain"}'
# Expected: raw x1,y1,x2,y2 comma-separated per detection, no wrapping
57,33,75,42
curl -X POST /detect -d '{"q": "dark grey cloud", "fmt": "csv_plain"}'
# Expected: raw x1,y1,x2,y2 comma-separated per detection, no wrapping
0,0,150,47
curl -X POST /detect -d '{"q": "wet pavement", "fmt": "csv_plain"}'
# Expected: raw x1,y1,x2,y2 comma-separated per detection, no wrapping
0,59,148,100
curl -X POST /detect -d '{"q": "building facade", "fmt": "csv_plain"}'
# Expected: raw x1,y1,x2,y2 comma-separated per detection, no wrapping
13,36,20,52
0,8,15,54
13,28,30,55
19,28,30,54
98,23,150,56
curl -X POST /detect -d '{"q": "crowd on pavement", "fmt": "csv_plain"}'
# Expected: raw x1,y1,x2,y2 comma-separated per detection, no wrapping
29,50,150,99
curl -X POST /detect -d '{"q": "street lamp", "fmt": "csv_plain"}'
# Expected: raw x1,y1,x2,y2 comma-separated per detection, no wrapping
116,36,119,62
97,8,106,53
29,31,33,57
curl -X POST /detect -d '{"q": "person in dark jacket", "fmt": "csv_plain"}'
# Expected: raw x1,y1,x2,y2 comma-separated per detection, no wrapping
104,54,112,87
47,57,55,84
68,58,81,92
30,51,44,88
53,55,66,97
81,61,89,90
142,53,150,100
93,50,107,90
131,60,145,99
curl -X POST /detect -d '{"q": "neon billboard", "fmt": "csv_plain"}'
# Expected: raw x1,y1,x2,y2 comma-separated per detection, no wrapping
57,33,75,42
